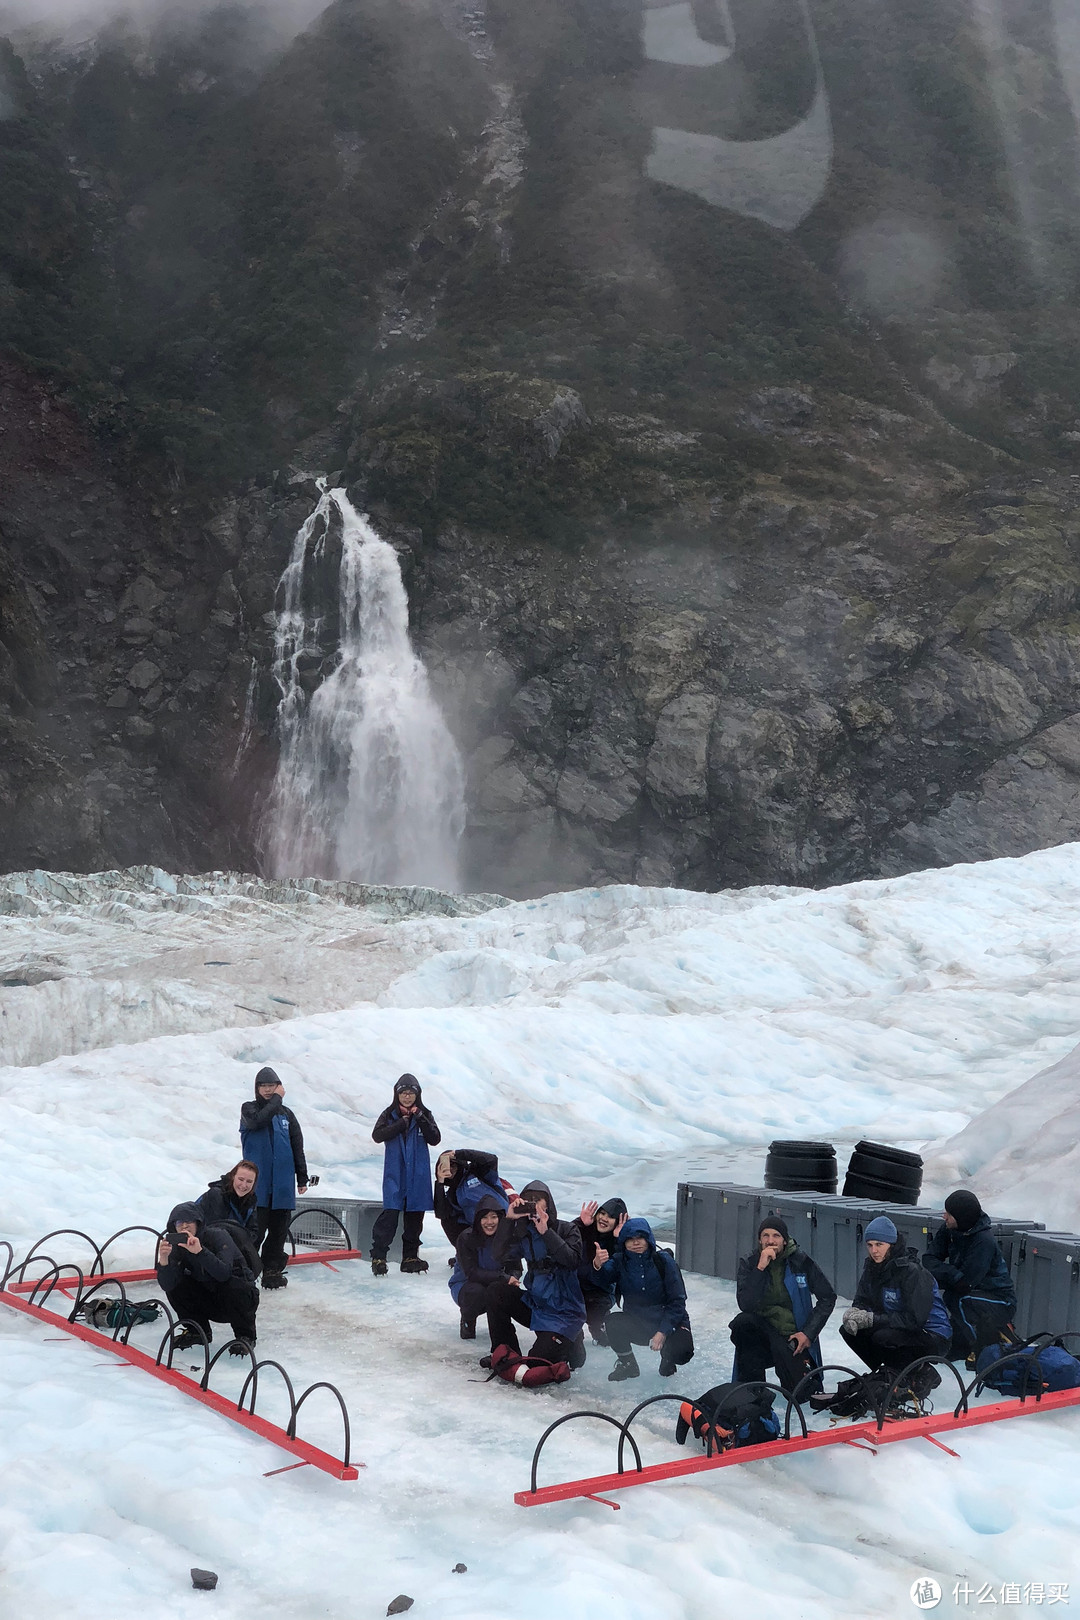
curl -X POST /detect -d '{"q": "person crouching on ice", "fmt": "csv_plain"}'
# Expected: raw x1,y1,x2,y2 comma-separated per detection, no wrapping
484,1181,588,1369
729,1213,836,1397
156,1201,259,1353
449,1194,521,1339
594,1217,695,1380
574,1197,627,1346
370,1074,441,1275
838,1215,951,1398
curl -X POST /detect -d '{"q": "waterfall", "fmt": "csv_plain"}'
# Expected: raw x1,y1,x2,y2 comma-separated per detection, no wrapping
263,486,466,889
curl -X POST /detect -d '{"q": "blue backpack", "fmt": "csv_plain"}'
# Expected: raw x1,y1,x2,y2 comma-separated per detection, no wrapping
976,1338,1080,1396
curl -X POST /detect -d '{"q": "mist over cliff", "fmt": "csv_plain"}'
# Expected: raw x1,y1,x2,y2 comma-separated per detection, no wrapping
3,0,1080,894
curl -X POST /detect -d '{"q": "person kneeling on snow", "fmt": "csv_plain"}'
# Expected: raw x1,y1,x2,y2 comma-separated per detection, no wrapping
239,1068,309,1290
595,1217,695,1380
729,1213,836,1397
156,1202,259,1353
574,1197,627,1345
922,1191,1016,1364
197,1160,263,1279
371,1075,441,1275
838,1215,951,1395
484,1181,587,1370
434,1148,509,1249
449,1195,521,1339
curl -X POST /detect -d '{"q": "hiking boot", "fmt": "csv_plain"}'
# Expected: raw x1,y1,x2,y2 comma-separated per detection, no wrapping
659,1355,678,1377
371,1257,388,1276
819,1376,872,1419
173,1329,203,1352
479,1355,493,1369
460,1317,477,1341
400,1257,428,1274
228,1339,255,1357
608,1353,640,1382
262,1271,287,1290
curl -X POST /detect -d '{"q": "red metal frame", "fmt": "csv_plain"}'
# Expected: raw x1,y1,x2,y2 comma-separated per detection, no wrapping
0,1286,360,1479
514,1386,1080,1507
5,1248,362,1295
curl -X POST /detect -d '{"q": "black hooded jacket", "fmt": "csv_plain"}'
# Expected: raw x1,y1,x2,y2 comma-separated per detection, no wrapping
156,1201,254,1292
454,1195,522,1287
922,1214,1016,1306
853,1245,951,1336
197,1178,262,1278
493,1180,583,1273
434,1149,501,1227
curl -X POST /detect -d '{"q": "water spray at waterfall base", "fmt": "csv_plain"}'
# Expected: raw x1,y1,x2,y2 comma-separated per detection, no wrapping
263,487,465,889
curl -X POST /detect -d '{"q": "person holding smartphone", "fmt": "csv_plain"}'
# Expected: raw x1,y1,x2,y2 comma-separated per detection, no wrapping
155,1201,259,1352
483,1180,588,1370
728,1213,837,1396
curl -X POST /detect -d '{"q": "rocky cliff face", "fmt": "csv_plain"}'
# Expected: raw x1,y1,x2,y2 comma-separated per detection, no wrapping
3,0,1080,893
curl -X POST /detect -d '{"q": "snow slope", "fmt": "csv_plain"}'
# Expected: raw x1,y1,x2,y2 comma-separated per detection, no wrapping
3,848,1080,1617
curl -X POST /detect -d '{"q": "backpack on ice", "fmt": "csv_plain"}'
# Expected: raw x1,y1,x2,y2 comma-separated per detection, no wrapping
78,1297,161,1332
487,1343,571,1388
976,1338,1080,1396
675,1382,781,1451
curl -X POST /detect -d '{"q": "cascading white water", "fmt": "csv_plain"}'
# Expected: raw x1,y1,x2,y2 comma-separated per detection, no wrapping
264,486,466,889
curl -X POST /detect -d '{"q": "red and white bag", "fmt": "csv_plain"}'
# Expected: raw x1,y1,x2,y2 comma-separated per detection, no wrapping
487,1343,571,1388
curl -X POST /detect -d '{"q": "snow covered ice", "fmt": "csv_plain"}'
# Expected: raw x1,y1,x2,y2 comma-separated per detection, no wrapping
3,847,1080,1615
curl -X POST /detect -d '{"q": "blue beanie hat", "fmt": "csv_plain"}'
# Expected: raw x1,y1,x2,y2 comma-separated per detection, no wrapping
864,1215,898,1244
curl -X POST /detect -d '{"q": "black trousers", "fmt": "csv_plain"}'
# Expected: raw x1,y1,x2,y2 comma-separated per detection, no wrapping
582,1286,613,1343
371,1206,425,1260
608,1311,695,1370
255,1207,291,1275
484,1279,587,1367
947,1294,1015,1358
729,1312,813,1396
840,1323,950,1376
166,1275,258,1342
457,1280,500,1327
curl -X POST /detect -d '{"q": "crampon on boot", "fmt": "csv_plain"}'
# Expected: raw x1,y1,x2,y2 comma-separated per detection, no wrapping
400,1257,429,1273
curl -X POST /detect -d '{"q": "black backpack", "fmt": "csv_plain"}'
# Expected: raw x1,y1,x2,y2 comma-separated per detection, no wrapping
676,1382,780,1451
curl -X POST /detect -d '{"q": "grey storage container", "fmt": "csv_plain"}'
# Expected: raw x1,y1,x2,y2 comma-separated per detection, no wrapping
1012,1231,1080,1339
677,1183,762,1280
290,1196,400,1260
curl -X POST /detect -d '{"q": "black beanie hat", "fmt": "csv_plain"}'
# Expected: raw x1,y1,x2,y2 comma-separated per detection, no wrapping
395,1074,420,1096
758,1212,790,1244
945,1190,983,1232
254,1066,281,1095
597,1198,628,1222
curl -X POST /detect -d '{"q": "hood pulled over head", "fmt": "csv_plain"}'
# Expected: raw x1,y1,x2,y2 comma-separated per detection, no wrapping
520,1179,557,1221
254,1066,281,1098
166,1201,204,1233
472,1194,505,1233
619,1217,656,1250
597,1197,628,1223
393,1073,423,1107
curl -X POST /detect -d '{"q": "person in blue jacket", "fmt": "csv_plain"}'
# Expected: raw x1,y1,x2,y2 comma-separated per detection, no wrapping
434,1148,509,1248
922,1190,1017,1362
239,1068,308,1290
484,1180,588,1369
839,1215,951,1397
448,1194,521,1339
594,1216,695,1380
370,1074,441,1275
730,1212,836,1396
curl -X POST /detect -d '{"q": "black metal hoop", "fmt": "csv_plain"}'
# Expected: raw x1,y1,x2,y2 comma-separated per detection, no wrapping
30,1261,86,1310
614,1391,712,1469
287,1208,352,1256
288,1381,353,1469
118,1295,174,1346
156,1318,211,1381
21,1229,105,1278
0,1240,14,1290
203,1338,259,1392
97,1225,166,1274
783,1363,868,1438
69,1275,133,1331
876,1355,970,1430
238,1358,297,1420
529,1412,643,1496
